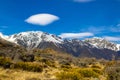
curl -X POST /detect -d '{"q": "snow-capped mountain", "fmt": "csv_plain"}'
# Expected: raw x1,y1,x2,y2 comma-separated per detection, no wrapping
0,31,120,52
84,37,120,51
0,31,120,51
0,32,9,40
0,31,120,60
5,31,63,48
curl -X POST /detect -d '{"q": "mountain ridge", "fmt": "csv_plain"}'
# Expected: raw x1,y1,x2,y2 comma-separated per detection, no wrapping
0,31,120,60
84,37,120,51
0,31,119,51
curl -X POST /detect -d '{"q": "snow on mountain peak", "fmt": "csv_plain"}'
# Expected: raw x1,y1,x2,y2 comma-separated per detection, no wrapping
4,31,63,48
84,37,120,51
0,31,120,51
0,32,5,38
0,32,9,40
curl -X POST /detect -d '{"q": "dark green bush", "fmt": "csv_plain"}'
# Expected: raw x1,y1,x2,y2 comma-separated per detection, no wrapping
0,57,12,68
61,64,71,69
13,62,43,72
19,54,35,62
78,69,99,78
91,65,101,69
56,71,82,80
92,68,103,75
41,58,55,67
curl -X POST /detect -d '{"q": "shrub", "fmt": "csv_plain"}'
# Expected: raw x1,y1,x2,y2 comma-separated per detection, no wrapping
13,62,43,72
0,57,12,68
40,58,55,67
92,68,103,75
56,71,82,80
59,60,71,65
19,54,35,62
105,67,120,80
91,64,101,69
78,69,99,78
78,62,87,67
61,64,71,69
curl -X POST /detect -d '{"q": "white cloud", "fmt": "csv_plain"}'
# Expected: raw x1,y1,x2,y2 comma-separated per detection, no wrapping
81,24,120,34
74,0,95,3
25,13,59,26
0,26,8,32
104,36,120,41
81,26,106,33
109,24,120,32
117,24,120,27
59,32,94,38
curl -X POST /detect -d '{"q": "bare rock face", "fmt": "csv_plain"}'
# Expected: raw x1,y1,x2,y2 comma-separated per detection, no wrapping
0,31,120,60
7,31,63,49
84,37,120,51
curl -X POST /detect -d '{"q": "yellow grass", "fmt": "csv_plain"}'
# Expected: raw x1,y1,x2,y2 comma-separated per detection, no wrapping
0,67,58,80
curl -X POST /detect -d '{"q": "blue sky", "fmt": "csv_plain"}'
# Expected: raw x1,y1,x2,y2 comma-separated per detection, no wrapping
0,0,120,42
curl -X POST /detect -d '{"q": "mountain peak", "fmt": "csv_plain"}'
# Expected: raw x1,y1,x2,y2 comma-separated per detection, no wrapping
0,31,120,60
0,31,120,51
5,31,63,48
16,31,43,35
0,32,9,40
84,37,120,51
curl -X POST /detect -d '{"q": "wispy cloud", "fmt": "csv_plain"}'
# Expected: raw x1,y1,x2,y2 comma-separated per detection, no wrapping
109,24,120,32
74,0,95,3
25,13,59,26
0,26,8,32
117,24,120,27
104,36,120,41
80,26,106,34
81,24,120,34
59,32,94,38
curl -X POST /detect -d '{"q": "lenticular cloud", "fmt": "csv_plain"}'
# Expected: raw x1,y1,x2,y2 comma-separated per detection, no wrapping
25,13,59,26
59,32,94,38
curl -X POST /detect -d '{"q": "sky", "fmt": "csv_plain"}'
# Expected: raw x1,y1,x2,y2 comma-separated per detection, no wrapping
0,0,120,42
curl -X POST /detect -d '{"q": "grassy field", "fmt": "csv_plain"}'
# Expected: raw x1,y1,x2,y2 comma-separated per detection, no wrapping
0,67,60,80
0,68,43,80
0,48,120,80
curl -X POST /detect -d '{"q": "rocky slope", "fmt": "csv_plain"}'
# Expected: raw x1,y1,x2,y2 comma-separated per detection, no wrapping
6,31,63,49
84,37,120,51
0,37,30,61
0,31,120,60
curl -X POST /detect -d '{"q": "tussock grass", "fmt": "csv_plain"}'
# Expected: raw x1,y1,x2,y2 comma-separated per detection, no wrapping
0,68,42,80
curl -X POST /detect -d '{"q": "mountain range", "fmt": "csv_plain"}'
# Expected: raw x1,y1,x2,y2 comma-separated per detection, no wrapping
0,31,120,60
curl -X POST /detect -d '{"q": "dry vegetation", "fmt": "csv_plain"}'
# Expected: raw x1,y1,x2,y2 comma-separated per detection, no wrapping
0,40,120,80
0,68,42,80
